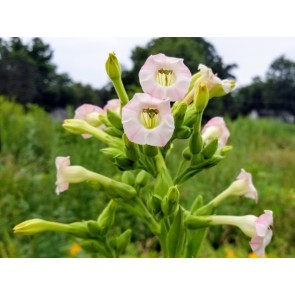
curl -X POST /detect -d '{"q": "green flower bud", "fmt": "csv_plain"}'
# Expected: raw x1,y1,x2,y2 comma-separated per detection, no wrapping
106,109,123,130
100,147,125,160
116,229,132,254
202,138,218,159
172,102,187,130
191,153,204,166
121,171,135,186
122,133,140,161
13,219,89,238
161,196,178,216
184,215,211,230
167,186,180,203
135,170,149,187
105,52,121,80
175,126,192,139
113,154,134,171
194,82,209,112
189,131,203,154
97,200,116,235
219,145,233,156
147,193,162,214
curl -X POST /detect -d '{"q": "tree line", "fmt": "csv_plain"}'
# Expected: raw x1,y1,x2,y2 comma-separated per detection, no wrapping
1,37,294,119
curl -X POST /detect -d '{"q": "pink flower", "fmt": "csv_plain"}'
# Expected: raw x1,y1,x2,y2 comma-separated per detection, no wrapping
122,93,174,147
55,156,90,195
202,117,230,147
197,64,233,94
74,104,105,139
235,168,258,201
249,210,273,257
139,53,191,101
103,98,121,113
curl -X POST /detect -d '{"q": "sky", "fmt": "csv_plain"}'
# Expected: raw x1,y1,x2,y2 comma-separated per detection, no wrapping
21,37,295,90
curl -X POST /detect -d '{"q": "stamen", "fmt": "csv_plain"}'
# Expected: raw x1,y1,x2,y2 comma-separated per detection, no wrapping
140,108,160,129
157,68,175,87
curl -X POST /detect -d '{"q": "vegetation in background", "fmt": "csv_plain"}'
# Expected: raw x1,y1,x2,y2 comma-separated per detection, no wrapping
0,98,294,257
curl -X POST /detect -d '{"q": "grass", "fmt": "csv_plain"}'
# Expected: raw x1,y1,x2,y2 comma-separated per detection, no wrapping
0,98,294,257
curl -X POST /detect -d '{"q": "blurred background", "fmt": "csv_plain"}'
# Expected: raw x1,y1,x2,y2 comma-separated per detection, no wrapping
0,37,294,257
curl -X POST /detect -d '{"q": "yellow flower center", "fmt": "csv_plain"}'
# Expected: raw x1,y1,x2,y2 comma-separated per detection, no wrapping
140,108,160,129
157,68,175,87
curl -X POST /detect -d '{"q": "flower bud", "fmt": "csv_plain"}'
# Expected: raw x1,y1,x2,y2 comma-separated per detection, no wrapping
135,170,149,187
105,52,121,80
182,146,192,160
147,193,162,214
121,171,135,186
194,82,209,112
189,131,203,155
175,126,192,139
202,138,218,158
116,229,132,254
108,180,137,200
97,200,116,235
13,219,89,238
161,186,180,216
80,239,108,256
122,133,140,161
106,109,123,130
172,102,187,130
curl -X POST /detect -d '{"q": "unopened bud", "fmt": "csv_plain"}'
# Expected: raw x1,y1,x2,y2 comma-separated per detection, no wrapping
135,170,149,187
147,194,162,214
116,229,132,254
123,133,140,161
105,52,121,80
97,200,116,235
189,131,203,154
121,171,135,186
175,126,192,139
173,102,187,130
194,82,209,112
202,138,218,158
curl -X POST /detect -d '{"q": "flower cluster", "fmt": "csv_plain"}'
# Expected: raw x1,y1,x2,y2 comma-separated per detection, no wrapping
13,52,273,258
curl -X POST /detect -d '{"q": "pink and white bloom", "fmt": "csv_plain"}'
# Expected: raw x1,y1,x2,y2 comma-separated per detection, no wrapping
202,117,230,147
122,93,174,147
55,156,90,195
139,53,192,101
103,98,121,113
197,64,233,94
74,104,105,139
209,210,273,257
249,210,273,257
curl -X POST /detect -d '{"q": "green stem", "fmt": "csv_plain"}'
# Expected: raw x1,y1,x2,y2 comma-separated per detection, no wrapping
112,77,129,107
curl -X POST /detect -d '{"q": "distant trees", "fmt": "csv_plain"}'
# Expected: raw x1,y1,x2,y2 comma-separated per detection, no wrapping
1,38,294,121
233,55,295,118
0,38,104,111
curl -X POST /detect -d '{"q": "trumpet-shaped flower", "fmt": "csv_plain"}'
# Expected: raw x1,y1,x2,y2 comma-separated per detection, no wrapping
197,64,234,96
74,104,105,138
139,53,191,101
55,156,91,195
202,117,230,147
208,210,273,257
122,93,174,147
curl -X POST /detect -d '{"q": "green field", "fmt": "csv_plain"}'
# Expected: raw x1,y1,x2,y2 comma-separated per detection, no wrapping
1,98,294,258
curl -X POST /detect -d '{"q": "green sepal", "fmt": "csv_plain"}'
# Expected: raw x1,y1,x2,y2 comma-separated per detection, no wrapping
143,144,158,157
80,239,110,257
147,193,162,215
103,126,123,138
172,102,187,130
184,215,211,230
87,220,102,238
97,200,116,235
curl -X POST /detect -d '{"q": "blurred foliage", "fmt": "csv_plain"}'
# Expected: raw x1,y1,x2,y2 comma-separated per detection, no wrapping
0,38,104,111
0,98,294,257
